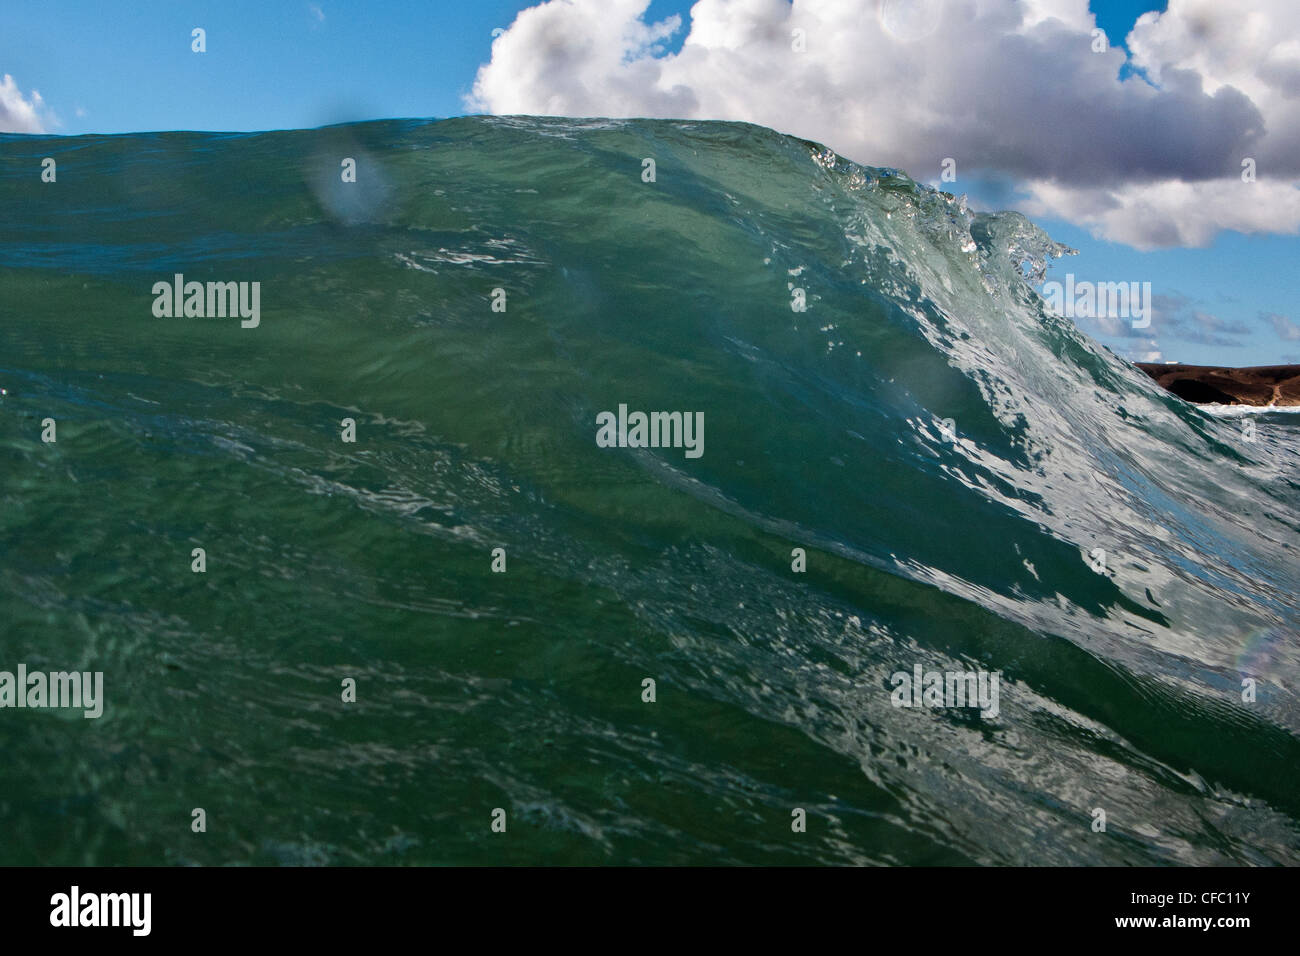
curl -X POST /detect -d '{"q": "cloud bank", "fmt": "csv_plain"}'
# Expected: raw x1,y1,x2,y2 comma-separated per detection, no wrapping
468,0,1300,250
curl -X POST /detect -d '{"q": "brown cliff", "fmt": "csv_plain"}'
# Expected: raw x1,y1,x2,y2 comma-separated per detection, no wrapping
1135,363,1300,407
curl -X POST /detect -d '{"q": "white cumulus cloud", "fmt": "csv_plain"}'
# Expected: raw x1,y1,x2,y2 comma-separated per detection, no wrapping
0,74,51,133
468,0,1300,250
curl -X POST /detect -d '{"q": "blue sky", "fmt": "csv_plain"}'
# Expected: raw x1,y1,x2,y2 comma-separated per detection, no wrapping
0,0,525,133
2,0,1297,366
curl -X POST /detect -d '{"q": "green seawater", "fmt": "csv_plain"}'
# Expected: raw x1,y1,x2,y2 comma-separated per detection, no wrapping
1,116,1298,865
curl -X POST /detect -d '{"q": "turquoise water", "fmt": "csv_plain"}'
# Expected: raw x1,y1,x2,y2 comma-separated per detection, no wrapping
1,116,1297,865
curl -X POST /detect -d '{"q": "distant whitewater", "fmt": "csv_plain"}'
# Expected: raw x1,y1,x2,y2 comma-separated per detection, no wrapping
1202,404,1300,417
1,116,1297,865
